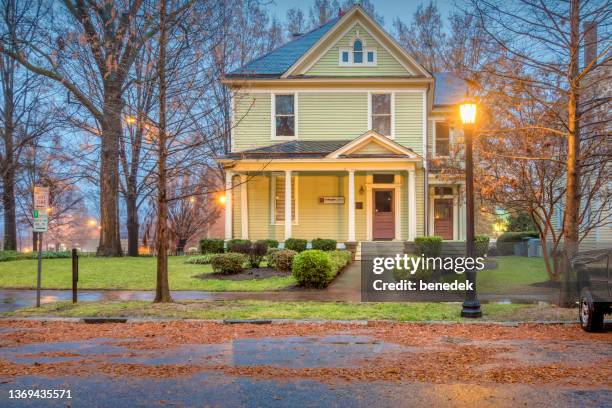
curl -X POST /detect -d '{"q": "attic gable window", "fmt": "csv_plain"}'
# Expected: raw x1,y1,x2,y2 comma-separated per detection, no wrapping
339,36,377,66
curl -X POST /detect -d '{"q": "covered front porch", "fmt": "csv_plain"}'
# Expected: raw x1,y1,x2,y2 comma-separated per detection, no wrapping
223,162,421,243
217,132,428,243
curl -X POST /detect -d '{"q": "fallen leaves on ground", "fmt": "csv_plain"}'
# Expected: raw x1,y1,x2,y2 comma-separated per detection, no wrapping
0,320,610,386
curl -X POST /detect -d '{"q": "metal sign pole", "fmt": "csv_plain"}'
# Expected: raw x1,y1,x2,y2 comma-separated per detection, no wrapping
36,232,43,307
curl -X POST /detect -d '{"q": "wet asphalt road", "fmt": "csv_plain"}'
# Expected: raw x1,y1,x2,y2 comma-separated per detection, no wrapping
0,321,611,407
2,375,611,408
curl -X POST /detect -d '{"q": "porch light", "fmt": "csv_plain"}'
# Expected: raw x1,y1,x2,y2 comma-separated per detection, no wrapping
459,101,477,126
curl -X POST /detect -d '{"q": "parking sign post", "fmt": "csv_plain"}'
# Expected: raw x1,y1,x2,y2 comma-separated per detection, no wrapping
33,187,49,308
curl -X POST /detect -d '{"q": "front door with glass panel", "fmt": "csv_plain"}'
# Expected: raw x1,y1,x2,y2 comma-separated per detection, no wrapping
434,199,453,240
373,189,394,240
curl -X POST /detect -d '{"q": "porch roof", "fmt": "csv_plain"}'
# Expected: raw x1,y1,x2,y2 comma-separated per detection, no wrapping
219,139,418,160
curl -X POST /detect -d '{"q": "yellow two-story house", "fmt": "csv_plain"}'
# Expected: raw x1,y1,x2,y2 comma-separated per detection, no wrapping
218,6,468,246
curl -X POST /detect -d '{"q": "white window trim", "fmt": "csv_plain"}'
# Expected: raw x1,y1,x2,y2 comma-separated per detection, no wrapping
271,93,298,140
270,174,299,225
432,119,451,158
338,37,377,67
367,92,395,139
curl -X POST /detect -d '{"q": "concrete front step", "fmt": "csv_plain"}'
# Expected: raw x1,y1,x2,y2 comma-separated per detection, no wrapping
355,241,407,260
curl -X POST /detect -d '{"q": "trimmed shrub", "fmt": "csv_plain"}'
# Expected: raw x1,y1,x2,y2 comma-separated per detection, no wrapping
0,251,20,262
414,236,443,257
328,250,352,272
284,238,307,252
185,254,214,264
474,235,490,258
496,231,538,255
249,241,268,268
258,239,279,249
199,239,224,254
292,250,332,288
393,255,433,283
311,238,337,251
227,239,251,254
271,249,296,272
266,247,280,267
210,253,247,274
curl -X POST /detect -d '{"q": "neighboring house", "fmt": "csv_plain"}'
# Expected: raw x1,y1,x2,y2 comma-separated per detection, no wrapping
217,6,468,244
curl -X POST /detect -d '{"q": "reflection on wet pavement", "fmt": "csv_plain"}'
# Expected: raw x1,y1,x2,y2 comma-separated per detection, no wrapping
1,374,610,408
2,335,409,369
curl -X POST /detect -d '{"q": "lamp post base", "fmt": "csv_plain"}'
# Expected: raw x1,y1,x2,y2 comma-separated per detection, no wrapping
461,299,482,318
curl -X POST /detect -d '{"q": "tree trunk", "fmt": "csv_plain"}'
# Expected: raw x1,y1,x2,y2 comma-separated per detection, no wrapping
560,0,581,307
96,85,124,257
125,192,140,257
2,166,16,251
154,0,172,303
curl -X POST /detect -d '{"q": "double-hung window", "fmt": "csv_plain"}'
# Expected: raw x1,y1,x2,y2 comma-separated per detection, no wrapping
274,94,295,138
435,121,450,156
371,93,392,137
273,175,296,223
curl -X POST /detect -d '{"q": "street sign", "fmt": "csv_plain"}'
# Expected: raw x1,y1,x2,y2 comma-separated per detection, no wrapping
33,212,48,232
34,186,49,210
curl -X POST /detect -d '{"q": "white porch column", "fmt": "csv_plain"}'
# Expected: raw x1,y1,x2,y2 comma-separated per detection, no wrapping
224,170,233,240
240,174,249,239
408,169,417,241
284,170,292,240
348,170,356,242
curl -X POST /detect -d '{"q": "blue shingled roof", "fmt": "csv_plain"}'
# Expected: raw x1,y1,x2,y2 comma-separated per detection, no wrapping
227,17,340,77
434,73,468,105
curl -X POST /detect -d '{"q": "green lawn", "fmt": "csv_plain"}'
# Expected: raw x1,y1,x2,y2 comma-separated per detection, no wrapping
0,256,295,291
2,299,576,322
0,255,551,293
477,256,551,294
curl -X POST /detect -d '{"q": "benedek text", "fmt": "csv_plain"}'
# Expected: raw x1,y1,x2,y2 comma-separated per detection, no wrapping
373,280,474,291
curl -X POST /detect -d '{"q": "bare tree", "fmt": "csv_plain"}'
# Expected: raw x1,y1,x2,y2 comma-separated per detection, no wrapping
0,0,53,250
466,0,611,304
393,1,445,72
0,0,192,256
286,7,307,37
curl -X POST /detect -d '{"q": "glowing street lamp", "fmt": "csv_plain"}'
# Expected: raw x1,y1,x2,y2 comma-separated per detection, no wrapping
125,115,137,125
87,219,97,227
459,99,482,318
218,195,227,205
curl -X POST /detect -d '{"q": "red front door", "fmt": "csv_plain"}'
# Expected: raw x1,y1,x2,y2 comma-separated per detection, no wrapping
434,199,453,240
373,189,394,240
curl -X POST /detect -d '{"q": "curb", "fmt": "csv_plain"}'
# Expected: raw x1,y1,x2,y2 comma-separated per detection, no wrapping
0,316,580,326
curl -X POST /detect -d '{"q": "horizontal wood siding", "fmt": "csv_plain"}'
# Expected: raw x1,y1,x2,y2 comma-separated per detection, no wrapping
416,169,425,237
307,23,409,76
298,93,368,139
233,93,271,152
395,92,423,154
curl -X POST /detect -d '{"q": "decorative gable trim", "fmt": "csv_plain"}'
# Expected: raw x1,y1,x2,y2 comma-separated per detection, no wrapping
282,6,431,79
326,130,421,159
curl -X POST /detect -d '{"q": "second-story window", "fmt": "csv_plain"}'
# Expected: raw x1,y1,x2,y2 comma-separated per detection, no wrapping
435,121,450,156
275,94,295,137
371,93,392,137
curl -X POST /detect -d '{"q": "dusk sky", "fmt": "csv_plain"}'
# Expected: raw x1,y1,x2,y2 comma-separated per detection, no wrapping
270,0,457,28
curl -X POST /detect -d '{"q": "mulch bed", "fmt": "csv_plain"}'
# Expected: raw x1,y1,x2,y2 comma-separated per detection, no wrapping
194,267,291,281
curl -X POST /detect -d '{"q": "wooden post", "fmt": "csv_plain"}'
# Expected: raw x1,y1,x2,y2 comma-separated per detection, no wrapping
72,248,78,303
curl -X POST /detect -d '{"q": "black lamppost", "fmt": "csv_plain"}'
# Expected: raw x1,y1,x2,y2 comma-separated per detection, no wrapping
459,100,482,318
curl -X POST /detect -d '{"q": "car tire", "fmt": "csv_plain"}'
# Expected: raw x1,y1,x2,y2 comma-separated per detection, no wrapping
580,287,604,332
